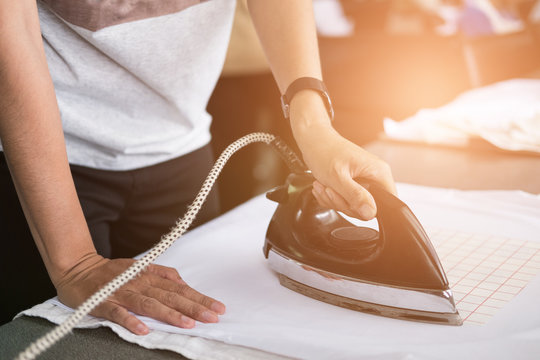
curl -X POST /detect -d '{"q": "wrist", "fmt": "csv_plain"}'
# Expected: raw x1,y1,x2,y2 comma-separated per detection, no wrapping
289,90,342,162
34,228,99,286
281,77,334,122
51,251,104,288
289,90,336,141
289,90,333,130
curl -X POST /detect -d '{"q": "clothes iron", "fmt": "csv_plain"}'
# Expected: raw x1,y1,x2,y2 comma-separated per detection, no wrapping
264,172,462,325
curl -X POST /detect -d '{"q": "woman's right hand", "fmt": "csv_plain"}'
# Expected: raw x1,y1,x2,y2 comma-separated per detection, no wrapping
55,253,226,335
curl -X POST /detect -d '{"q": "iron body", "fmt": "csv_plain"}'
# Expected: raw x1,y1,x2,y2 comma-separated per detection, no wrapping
264,172,462,325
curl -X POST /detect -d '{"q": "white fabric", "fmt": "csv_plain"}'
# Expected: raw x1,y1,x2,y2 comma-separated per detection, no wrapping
466,0,524,34
313,0,354,37
20,184,540,359
383,79,540,153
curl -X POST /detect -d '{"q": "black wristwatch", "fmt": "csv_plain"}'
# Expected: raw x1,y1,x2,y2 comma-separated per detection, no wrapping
280,77,334,121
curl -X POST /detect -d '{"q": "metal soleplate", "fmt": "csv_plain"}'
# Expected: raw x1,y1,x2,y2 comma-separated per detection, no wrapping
269,250,463,326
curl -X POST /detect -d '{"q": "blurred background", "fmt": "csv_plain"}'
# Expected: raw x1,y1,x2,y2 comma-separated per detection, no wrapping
208,0,540,213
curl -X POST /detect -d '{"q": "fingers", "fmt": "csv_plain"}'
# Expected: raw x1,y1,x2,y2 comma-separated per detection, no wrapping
312,181,356,218
368,160,397,196
143,287,219,324
147,264,186,285
113,290,196,329
146,274,226,315
93,301,149,335
58,257,227,336
108,271,226,333
312,180,376,220
340,176,376,220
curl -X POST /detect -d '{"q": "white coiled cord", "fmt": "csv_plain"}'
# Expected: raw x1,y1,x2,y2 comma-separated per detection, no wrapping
16,132,277,360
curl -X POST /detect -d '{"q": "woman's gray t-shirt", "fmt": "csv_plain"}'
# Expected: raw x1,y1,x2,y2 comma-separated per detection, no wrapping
6,0,236,170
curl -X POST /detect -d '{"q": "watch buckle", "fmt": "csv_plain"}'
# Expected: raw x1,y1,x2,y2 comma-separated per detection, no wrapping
280,96,290,119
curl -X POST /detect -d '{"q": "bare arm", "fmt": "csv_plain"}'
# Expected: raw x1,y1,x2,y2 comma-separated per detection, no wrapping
248,0,396,220
0,0,224,334
0,0,96,282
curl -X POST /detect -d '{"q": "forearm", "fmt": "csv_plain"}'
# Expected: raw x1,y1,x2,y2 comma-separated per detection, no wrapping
246,0,322,92
0,1,97,285
248,0,395,219
247,0,335,142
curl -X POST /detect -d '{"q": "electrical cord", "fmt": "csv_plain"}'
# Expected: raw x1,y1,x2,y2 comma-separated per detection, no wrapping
16,132,304,360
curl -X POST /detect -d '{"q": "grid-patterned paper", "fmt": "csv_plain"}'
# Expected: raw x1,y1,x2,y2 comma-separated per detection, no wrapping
427,227,540,325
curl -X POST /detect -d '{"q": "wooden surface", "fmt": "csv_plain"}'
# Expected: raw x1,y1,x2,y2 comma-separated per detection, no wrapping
365,138,540,193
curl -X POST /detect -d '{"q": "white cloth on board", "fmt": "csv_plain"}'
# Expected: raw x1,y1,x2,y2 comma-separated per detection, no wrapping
384,79,540,153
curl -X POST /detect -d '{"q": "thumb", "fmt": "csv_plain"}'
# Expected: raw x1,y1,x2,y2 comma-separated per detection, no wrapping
337,176,377,220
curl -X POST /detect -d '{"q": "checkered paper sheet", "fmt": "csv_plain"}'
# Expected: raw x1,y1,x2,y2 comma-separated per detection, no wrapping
427,227,540,325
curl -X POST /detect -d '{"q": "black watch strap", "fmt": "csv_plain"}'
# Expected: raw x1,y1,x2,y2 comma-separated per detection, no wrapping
280,77,334,121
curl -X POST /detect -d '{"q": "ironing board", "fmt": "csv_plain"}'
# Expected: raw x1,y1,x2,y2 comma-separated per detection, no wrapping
1,140,539,360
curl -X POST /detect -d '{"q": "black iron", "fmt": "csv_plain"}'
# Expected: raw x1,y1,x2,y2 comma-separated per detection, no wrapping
263,172,462,325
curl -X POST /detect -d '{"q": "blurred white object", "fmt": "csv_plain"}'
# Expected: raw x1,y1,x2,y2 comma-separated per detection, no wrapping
531,0,540,23
406,0,524,36
435,4,462,36
383,79,540,153
313,0,354,37
468,0,524,34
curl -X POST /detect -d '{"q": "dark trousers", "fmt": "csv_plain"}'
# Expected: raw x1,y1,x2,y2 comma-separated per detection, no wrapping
0,145,220,324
